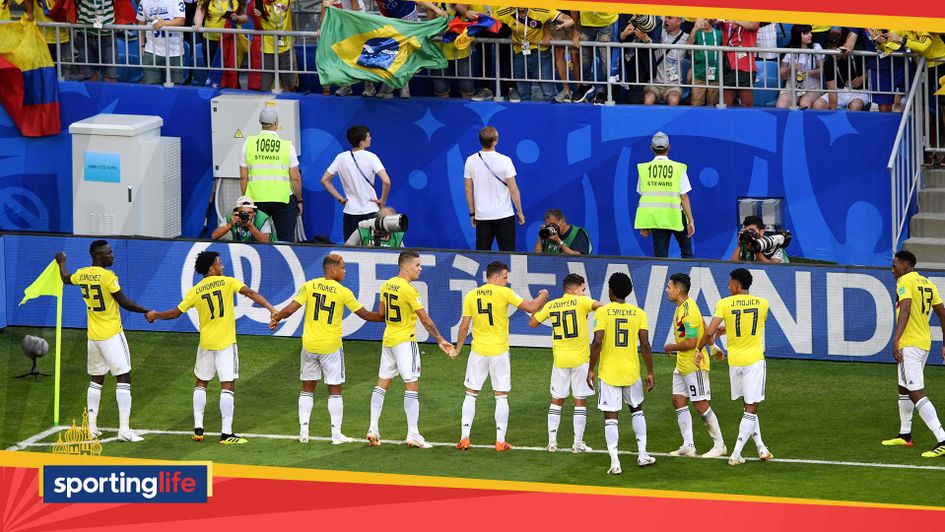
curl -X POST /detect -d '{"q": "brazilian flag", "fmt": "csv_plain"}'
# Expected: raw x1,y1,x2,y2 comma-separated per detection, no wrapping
317,7,448,89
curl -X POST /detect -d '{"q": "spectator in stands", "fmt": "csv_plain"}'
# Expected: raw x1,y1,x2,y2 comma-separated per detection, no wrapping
195,0,248,88
212,196,277,242
777,25,824,109
721,20,759,107
74,0,118,82
466,4,514,103
865,29,907,113
322,0,365,96
255,0,298,92
534,209,591,255
616,13,657,104
373,0,447,98
688,18,721,107
137,0,187,85
550,5,580,102
496,7,572,103
644,16,687,106
1,0,31,20
756,22,787,62
29,0,72,78
813,32,869,111
345,206,406,247
465,126,525,251
320,125,392,240
571,11,618,103
427,3,475,99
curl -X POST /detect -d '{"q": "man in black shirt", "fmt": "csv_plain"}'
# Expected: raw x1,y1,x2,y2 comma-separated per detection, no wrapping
813,32,869,111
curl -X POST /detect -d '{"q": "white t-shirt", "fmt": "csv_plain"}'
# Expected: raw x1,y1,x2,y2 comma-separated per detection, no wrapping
239,131,300,167
636,155,692,194
781,43,824,91
464,150,517,221
326,149,385,215
136,0,186,57
653,30,689,85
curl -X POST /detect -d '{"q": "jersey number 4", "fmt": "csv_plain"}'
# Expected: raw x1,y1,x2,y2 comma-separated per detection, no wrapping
550,310,579,340
732,308,758,336
477,299,494,326
79,284,106,312
312,292,337,323
201,290,225,320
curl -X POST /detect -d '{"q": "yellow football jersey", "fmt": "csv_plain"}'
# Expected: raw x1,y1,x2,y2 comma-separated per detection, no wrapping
674,298,709,374
496,7,562,53
534,294,596,368
380,276,423,348
593,302,648,386
462,284,524,356
71,266,123,341
896,271,942,351
178,276,246,351
294,277,363,354
579,11,618,27
713,294,769,366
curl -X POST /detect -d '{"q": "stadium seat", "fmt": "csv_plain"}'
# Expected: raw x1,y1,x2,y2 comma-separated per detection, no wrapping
296,43,321,93
753,59,782,107
183,41,208,86
115,36,143,84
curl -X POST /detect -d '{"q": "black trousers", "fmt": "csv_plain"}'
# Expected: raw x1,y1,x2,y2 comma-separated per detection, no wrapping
256,196,298,242
475,216,516,251
344,212,376,244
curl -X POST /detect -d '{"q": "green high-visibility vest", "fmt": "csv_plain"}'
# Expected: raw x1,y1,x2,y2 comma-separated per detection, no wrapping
358,228,405,248
634,158,687,231
244,133,292,203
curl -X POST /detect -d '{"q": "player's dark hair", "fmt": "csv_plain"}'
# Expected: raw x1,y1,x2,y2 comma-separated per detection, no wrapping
669,273,691,293
486,261,508,278
89,239,109,257
195,251,220,276
563,273,585,290
398,250,420,267
608,272,633,299
323,253,343,270
730,268,753,290
742,215,764,229
347,125,370,148
895,250,917,268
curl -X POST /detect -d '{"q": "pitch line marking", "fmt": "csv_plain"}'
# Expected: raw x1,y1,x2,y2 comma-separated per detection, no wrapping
9,425,945,472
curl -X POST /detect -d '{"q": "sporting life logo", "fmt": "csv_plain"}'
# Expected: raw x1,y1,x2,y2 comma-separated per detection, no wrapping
43,465,210,503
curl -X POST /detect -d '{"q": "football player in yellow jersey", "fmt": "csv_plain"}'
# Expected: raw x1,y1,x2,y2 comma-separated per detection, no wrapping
530,273,601,452
883,251,945,458
147,251,276,445
453,260,548,452
54,241,151,442
270,253,383,444
367,250,455,449
586,273,653,473
698,268,772,465
664,273,727,458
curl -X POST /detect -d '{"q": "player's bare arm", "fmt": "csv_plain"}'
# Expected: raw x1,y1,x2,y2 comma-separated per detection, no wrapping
146,307,183,323
640,330,654,392
355,307,384,322
239,285,277,318
665,335,697,355
112,290,150,314
587,330,605,389
54,252,73,285
454,316,472,357
416,309,455,357
892,298,912,362
591,300,603,311
696,317,724,365
517,289,550,313
269,301,302,330
528,315,543,328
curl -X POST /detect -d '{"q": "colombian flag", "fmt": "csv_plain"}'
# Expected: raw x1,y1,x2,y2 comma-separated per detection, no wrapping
316,6,447,89
0,19,60,137
441,14,502,50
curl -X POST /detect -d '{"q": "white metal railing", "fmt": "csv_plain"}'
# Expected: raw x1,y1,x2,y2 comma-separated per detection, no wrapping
888,59,928,253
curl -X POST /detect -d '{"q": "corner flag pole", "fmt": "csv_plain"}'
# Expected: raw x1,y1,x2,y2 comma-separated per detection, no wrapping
19,258,66,426
54,290,63,426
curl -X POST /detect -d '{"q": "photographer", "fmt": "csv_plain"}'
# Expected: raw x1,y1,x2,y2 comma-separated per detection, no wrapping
730,215,790,263
345,207,407,248
533,209,592,255
211,196,276,243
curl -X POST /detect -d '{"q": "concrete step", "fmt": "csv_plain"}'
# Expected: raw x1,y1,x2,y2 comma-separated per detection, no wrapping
910,212,945,237
916,262,945,272
918,187,945,213
927,169,945,189
903,237,945,263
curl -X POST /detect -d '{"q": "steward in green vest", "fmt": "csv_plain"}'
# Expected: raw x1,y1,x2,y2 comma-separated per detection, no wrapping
634,132,695,259
534,209,593,255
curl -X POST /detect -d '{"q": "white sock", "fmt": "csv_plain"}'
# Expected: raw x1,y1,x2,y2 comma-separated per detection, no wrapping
369,386,386,433
899,394,915,435
193,386,206,429
631,411,647,456
220,389,234,435
573,406,587,445
461,391,478,439
87,382,102,430
916,397,945,442
115,383,131,431
675,407,693,446
328,395,344,439
605,419,619,463
752,415,767,451
495,395,509,443
733,412,757,457
701,408,724,446
298,391,313,436
548,404,562,445
404,391,420,436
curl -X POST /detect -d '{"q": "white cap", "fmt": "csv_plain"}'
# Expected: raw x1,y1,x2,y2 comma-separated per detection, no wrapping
234,196,257,209
259,107,278,126
651,131,670,151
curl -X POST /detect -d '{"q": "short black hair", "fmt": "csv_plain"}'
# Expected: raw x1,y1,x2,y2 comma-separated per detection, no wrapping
608,272,633,299
347,125,370,148
89,239,109,257
563,273,585,290
895,250,917,268
398,250,420,267
545,208,565,221
486,261,508,279
195,251,220,276
669,273,691,293
742,215,764,228
730,268,753,290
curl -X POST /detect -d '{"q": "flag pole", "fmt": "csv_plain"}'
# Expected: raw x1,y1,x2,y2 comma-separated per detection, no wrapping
54,289,62,426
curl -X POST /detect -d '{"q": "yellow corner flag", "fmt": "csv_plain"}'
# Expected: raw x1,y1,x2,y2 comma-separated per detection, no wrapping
19,259,65,425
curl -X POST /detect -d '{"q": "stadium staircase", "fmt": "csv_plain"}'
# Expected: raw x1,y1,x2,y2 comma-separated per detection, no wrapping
906,168,945,270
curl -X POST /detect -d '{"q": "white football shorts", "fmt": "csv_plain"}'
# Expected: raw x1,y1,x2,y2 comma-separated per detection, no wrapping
729,359,765,404
195,344,239,382
597,378,644,412
87,331,131,376
672,368,712,402
300,348,345,385
464,351,511,392
379,341,421,382
898,346,928,391
550,363,595,399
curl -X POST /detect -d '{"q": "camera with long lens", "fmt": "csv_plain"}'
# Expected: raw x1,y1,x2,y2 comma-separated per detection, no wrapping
359,214,409,234
741,229,792,254
539,223,559,240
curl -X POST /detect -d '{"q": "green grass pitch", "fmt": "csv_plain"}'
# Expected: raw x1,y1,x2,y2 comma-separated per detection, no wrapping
3,326,944,507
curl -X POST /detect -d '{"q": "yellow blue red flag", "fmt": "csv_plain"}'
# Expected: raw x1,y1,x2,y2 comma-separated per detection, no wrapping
0,18,60,137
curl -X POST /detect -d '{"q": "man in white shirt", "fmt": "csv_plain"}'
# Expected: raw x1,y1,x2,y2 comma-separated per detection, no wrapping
644,16,688,106
320,125,392,240
464,126,525,252
136,0,187,85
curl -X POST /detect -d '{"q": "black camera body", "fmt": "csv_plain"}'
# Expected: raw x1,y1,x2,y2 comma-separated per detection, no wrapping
539,223,559,240
237,211,252,223
740,229,792,254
